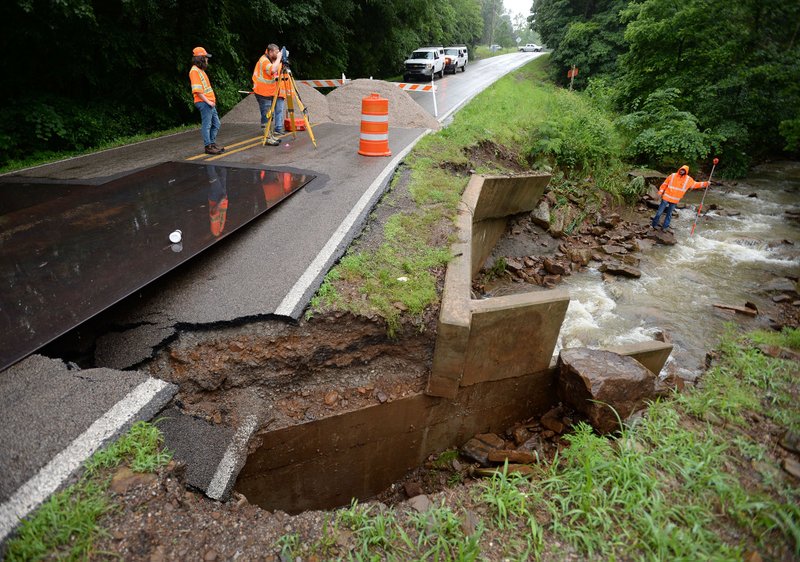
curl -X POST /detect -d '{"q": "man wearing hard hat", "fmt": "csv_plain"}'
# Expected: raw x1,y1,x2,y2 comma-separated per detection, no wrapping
252,44,285,146
651,165,710,231
189,47,225,155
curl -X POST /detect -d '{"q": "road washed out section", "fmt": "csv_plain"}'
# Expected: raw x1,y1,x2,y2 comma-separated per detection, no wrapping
0,162,313,372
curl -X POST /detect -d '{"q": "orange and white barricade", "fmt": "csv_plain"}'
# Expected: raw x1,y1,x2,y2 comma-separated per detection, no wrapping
358,93,391,157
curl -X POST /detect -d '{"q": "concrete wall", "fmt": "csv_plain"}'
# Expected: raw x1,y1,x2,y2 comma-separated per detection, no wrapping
236,367,556,513
428,173,568,398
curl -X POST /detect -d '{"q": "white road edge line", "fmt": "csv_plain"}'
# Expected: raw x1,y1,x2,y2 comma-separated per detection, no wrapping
0,377,171,543
275,130,432,317
206,415,259,500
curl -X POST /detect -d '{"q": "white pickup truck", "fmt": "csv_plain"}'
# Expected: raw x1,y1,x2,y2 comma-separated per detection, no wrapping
518,43,543,52
443,46,468,74
403,47,445,82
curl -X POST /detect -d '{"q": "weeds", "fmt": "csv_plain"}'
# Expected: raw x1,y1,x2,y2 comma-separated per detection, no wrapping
5,421,172,561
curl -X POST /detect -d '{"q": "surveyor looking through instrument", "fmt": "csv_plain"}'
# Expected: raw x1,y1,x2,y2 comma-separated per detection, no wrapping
189,47,225,155
252,44,286,146
258,46,317,149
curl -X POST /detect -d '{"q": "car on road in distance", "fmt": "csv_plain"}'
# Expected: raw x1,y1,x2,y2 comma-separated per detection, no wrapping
489,44,502,52
518,43,543,52
403,47,445,82
443,46,468,74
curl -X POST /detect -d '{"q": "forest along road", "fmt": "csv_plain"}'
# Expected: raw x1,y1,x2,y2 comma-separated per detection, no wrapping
0,52,538,537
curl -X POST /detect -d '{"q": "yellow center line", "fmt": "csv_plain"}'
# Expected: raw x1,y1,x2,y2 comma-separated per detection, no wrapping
185,135,263,161
206,140,264,161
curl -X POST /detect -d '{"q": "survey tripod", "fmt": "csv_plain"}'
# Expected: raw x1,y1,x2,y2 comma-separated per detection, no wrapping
262,48,317,148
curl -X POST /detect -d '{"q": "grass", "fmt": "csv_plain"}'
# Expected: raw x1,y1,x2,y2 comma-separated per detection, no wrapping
269,327,799,560
472,46,519,60
4,421,172,561
308,54,635,332
0,125,195,175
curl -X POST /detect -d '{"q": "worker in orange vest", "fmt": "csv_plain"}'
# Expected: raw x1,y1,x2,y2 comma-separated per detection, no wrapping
190,47,225,155
207,166,228,236
651,165,710,231
252,44,285,146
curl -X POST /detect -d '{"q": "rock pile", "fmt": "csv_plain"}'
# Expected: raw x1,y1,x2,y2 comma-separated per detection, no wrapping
458,404,579,477
479,208,683,293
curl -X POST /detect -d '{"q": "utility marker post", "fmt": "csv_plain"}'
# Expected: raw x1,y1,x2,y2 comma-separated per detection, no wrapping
568,66,578,90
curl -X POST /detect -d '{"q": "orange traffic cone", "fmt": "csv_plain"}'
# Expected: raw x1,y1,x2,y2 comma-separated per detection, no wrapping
358,93,391,157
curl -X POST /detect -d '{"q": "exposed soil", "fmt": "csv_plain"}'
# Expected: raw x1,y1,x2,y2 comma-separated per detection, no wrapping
147,312,432,431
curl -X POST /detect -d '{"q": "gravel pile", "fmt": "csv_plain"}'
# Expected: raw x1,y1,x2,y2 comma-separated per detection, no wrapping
221,82,330,125
327,79,440,130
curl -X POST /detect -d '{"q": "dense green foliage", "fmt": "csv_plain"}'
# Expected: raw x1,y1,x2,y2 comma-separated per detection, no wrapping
3,0,484,167
531,0,800,174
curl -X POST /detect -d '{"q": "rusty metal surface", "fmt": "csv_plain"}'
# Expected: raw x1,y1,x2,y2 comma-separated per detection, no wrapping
0,162,313,371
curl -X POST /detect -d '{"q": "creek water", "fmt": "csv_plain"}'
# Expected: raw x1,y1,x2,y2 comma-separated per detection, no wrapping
555,161,800,380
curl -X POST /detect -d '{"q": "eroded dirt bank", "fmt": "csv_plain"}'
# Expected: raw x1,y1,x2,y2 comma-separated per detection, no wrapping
147,312,434,431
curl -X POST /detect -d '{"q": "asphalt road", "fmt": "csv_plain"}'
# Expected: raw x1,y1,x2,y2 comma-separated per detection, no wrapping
32,51,542,370
0,53,540,537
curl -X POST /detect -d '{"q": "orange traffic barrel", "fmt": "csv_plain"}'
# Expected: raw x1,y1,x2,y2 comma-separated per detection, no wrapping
358,93,391,157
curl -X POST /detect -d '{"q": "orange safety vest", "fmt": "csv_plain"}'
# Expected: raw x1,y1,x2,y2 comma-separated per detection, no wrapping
209,197,228,237
252,55,283,97
190,66,216,104
659,165,709,203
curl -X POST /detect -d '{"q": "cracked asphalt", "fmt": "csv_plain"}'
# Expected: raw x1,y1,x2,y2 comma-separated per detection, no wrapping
0,53,542,524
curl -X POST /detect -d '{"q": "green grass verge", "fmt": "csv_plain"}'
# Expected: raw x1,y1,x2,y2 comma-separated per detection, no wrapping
270,327,799,560
309,54,634,332
472,46,519,60
4,421,172,561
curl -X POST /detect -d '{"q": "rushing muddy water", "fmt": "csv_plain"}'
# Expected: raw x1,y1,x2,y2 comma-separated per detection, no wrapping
556,161,800,380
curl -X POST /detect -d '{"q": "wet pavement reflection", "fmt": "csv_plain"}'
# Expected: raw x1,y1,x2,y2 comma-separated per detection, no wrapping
0,162,314,372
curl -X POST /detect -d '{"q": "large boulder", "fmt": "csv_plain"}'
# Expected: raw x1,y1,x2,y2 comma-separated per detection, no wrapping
557,348,657,433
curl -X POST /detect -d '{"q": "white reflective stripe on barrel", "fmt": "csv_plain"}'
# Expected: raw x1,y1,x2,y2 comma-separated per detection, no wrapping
360,133,389,141
361,114,389,123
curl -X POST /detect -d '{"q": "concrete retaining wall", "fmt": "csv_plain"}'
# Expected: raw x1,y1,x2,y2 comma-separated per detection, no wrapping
236,367,556,513
427,174,674,398
428,174,568,398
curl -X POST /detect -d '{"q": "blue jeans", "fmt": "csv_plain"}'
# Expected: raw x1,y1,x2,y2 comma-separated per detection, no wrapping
651,199,677,229
255,94,285,133
195,102,220,146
